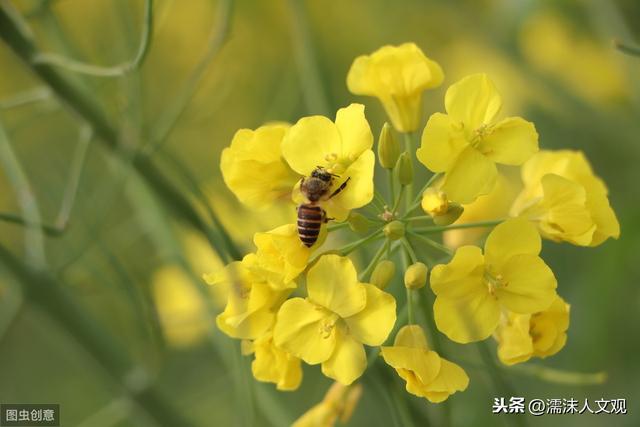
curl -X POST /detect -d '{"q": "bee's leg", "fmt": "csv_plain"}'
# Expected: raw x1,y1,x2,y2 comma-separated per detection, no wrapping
322,209,334,223
328,177,351,199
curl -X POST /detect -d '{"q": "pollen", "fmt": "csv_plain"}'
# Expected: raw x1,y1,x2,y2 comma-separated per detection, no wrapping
483,268,507,297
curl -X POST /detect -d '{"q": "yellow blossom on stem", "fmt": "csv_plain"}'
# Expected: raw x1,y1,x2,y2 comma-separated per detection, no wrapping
242,331,302,391
292,382,363,427
221,123,300,209
381,325,469,403
205,254,291,340
495,295,570,365
347,43,444,132
282,104,375,221
511,150,620,246
417,73,539,203
430,218,557,343
274,254,396,385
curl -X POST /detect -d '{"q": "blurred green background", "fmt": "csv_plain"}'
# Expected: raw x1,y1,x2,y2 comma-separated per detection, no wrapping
0,0,639,426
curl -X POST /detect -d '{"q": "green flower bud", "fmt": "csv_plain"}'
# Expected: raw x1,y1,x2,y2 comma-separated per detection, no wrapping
377,123,400,169
396,152,413,186
383,220,405,240
347,212,370,234
404,262,428,290
432,203,464,226
370,260,396,290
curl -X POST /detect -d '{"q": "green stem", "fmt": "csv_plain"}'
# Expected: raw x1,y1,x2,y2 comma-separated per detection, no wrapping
401,238,418,263
358,239,389,282
413,219,504,234
336,229,383,256
0,87,51,109
327,222,349,231
408,232,453,256
391,185,405,215
400,247,415,324
614,39,640,57
507,364,607,385
402,132,414,213
373,189,387,210
387,168,396,205
31,0,154,77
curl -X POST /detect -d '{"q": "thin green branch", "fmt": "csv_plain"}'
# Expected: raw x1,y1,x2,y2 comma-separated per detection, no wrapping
30,0,154,77
358,239,388,282
0,122,46,268
507,364,607,386
0,87,52,109
337,229,384,256
408,232,453,256
412,219,504,234
613,39,640,57
146,0,233,155
327,222,349,231
401,238,418,263
286,0,330,115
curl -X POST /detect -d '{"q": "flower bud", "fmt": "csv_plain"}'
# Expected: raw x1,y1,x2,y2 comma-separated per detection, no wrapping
370,260,396,290
383,220,405,240
432,203,464,226
396,152,413,186
404,262,428,290
377,122,400,169
347,212,370,234
421,188,448,217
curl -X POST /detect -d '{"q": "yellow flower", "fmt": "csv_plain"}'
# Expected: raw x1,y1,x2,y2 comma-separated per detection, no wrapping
274,254,396,385
421,187,449,217
252,224,316,289
511,150,620,246
205,254,291,340
347,43,444,132
381,325,468,403
292,382,363,427
220,123,299,209
417,74,539,203
430,218,557,343
242,331,302,391
152,265,210,348
495,296,570,365
282,104,375,222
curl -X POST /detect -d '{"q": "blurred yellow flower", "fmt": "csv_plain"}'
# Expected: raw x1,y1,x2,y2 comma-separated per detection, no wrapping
292,382,363,427
347,43,443,132
421,187,449,217
512,150,619,246
152,265,211,348
242,331,302,391
495,295,570,365
381,325,468,403
274,254,396,385
205,254,291,340
430,219,557,343
220,123,299,209
417,74,538,203
282,104,375,221
252,224,314,289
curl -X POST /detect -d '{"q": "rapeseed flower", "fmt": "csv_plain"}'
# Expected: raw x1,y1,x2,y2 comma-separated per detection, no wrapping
417,73,538,203
430,219,557,343
274,254,396,385
242,331,302,391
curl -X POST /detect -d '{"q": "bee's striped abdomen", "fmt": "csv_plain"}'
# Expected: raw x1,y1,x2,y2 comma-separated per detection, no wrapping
297,204,323,247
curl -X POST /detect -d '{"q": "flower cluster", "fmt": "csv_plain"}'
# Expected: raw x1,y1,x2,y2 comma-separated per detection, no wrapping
211,42,619,423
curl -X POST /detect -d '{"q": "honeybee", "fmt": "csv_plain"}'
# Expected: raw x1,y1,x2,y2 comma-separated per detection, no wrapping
297,167,350,247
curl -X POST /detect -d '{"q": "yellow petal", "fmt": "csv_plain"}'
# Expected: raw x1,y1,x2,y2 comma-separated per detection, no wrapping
531,295,570,358
221,124,299,208
345,284,396,346
478,117,538,165
430,246,485,298
417,113,468,173
495,254,557,314
282,115,342,176
335,103,374,161
273,298,337,364
307,255,367,318
422,358,469,403
442,147,497,204
444,74,502,129
254,224,310,287
381,347,441,387
394,324,429,349
323,150,375,222
434,291,500,343
321,331,367,385
484,218,541,270
585,187,620,246
251,334,303,391
495,313,534,365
